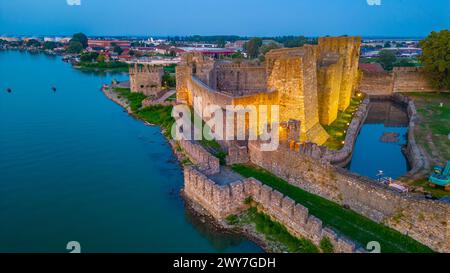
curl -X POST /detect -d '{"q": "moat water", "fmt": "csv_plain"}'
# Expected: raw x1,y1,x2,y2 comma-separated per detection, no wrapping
0,50,261,253
347,100,410,179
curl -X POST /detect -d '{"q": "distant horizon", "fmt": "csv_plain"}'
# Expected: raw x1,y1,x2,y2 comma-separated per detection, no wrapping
0,33,432,40
1,1,448,38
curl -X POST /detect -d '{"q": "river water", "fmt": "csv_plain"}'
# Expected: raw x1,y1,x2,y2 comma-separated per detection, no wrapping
348,100,410,179
0,50,261,253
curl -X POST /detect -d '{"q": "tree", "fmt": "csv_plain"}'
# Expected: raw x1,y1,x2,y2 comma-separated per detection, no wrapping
283,36,309,48
43,41,58,50
231,51,244,59
378,50,396,71
217,39,226,48
419,30,450,90
26,39,41,47
80,52,99,62
384,41,391,48
96,54,106,63
71,33,88,48
168,50,176,57
111,43,123,55
66,41,83,54
243,38,262,59
259,42,281,55
394,58,416,68
162,74,176,88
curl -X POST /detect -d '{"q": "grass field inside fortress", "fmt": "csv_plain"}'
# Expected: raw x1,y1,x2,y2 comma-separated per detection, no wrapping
323,96,364,150
232,164,433,253
227,207,320,253
406,92,450,197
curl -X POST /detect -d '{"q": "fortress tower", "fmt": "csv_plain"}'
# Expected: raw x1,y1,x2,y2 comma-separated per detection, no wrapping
129,64,164,97
317,37,361,112
175,36,361,146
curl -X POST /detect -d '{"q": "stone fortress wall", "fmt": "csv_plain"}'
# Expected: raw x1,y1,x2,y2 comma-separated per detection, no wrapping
359,67,441,95
129,63,164,96
176,37,362,145
184,166,361,253
179,139,220,175
175,36,449,252
247,140,450,252
214,61,267,96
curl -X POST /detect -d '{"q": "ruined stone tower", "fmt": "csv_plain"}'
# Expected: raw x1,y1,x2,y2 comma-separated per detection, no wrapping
129,64,164,97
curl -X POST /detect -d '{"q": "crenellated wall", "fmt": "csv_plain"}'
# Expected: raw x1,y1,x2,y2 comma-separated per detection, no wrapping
183,166,361,252
179,139,220,175
129,64,164,96
176,37,362,146
247,141,450,252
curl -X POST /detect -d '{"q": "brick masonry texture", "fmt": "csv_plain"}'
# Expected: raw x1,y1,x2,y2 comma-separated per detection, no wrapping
183,166,361,253
247,141,450,252
129,63,164,96
359,67,446,95
176,37,362,145
179,139,220,175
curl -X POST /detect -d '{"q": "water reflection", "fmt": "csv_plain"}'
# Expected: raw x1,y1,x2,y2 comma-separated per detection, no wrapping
347,99,410,179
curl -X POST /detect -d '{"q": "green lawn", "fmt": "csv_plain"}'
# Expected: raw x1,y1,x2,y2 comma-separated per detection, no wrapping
135,105,174,138
323,95,364,150
232,164,433,253
228,207,319,253
404,92,450,198
77,61,129,72
112,87,146,112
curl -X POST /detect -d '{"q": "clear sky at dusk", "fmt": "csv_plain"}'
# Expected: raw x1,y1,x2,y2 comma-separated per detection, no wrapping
0,0,448,37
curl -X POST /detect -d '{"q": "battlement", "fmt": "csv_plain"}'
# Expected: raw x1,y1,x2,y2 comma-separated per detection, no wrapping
183,166,360,252
129,63,164,74
176,36,362,145
129,63,164,96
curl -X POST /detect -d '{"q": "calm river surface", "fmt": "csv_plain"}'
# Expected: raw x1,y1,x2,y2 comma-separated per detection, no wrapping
0,50,261,253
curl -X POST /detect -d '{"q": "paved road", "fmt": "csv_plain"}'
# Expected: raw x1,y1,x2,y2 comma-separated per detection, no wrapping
156,89,176,103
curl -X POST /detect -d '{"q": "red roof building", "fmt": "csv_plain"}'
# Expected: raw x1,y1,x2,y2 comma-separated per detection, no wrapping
88,39,131,48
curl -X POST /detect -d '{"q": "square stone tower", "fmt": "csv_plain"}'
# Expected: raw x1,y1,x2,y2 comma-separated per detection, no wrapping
266,46,329,145
129,64,164,97
317,37,361,111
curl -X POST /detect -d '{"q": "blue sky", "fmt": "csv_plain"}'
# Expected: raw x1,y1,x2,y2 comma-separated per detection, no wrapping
0,0,448,37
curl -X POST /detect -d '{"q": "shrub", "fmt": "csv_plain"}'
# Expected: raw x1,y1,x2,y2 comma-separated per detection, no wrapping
320,237,334,253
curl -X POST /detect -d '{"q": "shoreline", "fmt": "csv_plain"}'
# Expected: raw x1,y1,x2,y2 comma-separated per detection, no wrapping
101,84,275,253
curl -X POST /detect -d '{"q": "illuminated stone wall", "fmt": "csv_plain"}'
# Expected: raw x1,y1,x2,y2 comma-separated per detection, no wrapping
266,46,329,144
317,52,343,125
248,141,450,252
175,36,362,145
317,37,361,111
